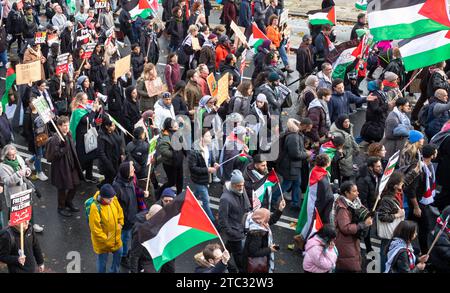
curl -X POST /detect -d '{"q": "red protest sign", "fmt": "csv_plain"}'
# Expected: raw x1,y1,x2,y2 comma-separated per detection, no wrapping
9,189,32,226
56,53,70,75
82,43,96,59
35,32,47,44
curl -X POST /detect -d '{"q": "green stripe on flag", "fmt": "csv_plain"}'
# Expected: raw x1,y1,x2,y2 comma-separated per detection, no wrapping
370,19,450,41
296,185,310,234
402,43,450,71
152,228,218,272
1,73,15,113
309,19,334,26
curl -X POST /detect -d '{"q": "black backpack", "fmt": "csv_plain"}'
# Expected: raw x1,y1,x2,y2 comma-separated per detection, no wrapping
418,103,432,129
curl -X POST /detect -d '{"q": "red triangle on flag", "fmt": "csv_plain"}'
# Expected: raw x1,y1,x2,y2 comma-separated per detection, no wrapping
139,0,151,9
352,38,364,58
252,23,269,40
327,6,336,25
178,188,218,236
267,169,280,184
314,208,323,231
149,0,158,11
419,0,450,27
446,31,450,39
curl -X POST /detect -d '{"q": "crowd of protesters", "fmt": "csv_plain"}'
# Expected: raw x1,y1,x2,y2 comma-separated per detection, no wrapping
0,0,449,274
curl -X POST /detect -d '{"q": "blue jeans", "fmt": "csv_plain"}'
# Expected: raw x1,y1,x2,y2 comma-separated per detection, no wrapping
272,176,301,207
96,247,123,273
121,229,132,257
0,50,7,69
192,183,215,224
31,146,45,173
279,39,289,67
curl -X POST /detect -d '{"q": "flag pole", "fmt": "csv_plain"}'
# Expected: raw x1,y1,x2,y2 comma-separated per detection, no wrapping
427,215,449,256
186,186,226,250
272,168,284,202
218,152,244,167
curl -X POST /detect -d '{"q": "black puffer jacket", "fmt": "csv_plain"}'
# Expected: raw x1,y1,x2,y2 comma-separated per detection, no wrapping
427,70,450,98
123,88,141,135
97,128,125,179
113,174,138,230
188,143,216,185
126,139,150,179
356,165,381,211
361,90,389,143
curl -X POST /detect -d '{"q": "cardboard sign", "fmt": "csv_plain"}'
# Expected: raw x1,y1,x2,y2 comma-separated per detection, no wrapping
230,21,247,46
56,53,70,75
32,96,53,124
95,0,107,8
279,9,289,27
207,73,218,97
35,32,47,44
114,54,131,79
192,37,201,51
15,61,42,85
82,42,96,59
216,73,229,107
9,189,32,226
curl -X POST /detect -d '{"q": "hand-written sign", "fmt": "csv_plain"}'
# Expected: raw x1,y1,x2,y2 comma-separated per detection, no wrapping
56,53,70,75
9,189,33,226
95,0,107,8
114,54,131,80
32,96,53,124
15,61,41,85
82,42,97,59
216,73,229,107
230,21,247,46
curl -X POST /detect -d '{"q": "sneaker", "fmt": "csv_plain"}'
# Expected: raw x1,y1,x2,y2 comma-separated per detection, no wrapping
26,158,35,171
85,177,99,184
58,208,73,217
37,172,48,181
33,224,44,233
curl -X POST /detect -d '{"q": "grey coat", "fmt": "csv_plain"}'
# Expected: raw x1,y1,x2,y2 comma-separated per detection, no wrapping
329,123,359,178
380,109,413,159
0,156,30,208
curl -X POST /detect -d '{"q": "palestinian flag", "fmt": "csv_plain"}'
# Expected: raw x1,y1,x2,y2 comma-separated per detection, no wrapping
319,140,337,173
332,36,369,79
66,0,76,14
252,169,280,210
310,208,324,236
377,150,400,198
248,23,269,53
367,0,450,41
355,0,367,10
123,0,156,20
138,187,220,272
1,68,16,113
307,6,336,26
399,30,450,71
69,106,89,142
296,166,328,238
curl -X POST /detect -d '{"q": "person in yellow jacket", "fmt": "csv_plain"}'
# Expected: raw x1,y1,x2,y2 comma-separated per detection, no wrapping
89,184,124,273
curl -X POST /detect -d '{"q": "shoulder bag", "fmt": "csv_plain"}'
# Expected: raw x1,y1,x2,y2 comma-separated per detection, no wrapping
84,117,98,154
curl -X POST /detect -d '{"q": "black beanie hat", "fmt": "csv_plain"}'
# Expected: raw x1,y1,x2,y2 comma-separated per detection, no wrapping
119,162,131,180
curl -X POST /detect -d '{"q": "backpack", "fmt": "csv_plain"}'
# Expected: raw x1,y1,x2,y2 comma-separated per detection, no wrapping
418,103,432,128
84,192,102,225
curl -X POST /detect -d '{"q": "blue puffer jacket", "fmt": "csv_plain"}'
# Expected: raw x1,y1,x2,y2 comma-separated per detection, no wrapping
425,98,450,139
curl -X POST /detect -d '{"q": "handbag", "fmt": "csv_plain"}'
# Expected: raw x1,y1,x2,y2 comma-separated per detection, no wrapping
247,256,268,273
35,133,49,147
376,202,404,239
84,118,98,154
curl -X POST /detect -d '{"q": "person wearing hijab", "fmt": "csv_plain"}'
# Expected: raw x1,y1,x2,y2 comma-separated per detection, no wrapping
242,203,285,273
329,114,359,181
76,75,96,101
123,86,141,144
294,75,319,118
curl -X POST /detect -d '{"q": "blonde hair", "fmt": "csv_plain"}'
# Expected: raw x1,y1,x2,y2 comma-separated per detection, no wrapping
141,63,156,80
286,118,300,133
70,92,87,111
403,141,421,158
188,25,198,34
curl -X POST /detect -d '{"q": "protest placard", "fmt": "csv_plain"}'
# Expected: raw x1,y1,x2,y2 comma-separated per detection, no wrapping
114,55,131,80
15,61,42,85
56,53,70,75
279,9,289,26
9,189,32,226
192,37,201,51
34,32,47,44
216,73,229,107
32,96,53,124
207,73,218,97
82,42,97,59
95,0,107,8
230,21,247,46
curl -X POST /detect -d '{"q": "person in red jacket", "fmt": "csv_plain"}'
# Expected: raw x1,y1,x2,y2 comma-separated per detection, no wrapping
215,35,232,71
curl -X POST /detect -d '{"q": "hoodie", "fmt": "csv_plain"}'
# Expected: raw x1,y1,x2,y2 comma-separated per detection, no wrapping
303,235,338,273
154,99,176,131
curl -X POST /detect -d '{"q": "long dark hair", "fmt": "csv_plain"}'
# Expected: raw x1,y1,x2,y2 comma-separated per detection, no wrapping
316,224,337,246
381,171,404,198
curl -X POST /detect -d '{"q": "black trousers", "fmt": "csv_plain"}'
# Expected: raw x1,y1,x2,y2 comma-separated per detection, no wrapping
157,164,183,200
57,189,77,210
225,240,244,273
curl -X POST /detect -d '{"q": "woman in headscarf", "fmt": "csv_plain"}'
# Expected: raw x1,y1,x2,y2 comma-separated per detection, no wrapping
242,204,285,273
329,114,359,181
75,75,96,101
248,93,273,153
123,86,141,144
295,75,319,118
385,220,428,273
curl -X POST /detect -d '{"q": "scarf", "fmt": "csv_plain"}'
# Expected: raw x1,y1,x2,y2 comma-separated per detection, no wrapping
4,158,20,172
420,161,436,205
246,213,275,273
382,80,398,88
342,196,362,210
385,238,416,273
392,106,411,128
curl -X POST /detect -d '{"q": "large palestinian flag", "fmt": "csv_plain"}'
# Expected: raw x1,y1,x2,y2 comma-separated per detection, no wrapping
123,0,158,20
332,36,369,79
296,166,328,238
367,0,450,40
69,106,89,142
307,6,336,26
138,187,220,272
355,0,367,10
253,169,280,210
248,23,269,53
399,30,450,71
1,68,15,113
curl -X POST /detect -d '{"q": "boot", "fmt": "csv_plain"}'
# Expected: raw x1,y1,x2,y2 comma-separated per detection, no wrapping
58,208,73,217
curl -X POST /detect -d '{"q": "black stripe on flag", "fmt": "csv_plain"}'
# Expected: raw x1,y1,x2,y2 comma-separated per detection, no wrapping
367,0,425,12
122,0,139,11
306,6,333,15
137,190,186,243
